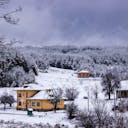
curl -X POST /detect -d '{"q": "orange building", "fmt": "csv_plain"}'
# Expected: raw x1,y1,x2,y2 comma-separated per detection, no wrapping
77,70,91,78
16,87,64,111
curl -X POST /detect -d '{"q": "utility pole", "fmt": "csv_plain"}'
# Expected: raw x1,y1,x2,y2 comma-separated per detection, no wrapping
88,88,90,112
85,86,90,113
114,90,117,118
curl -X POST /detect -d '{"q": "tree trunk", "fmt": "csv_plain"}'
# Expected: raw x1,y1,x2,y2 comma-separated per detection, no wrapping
54,103,57,113
108,93,111,100
69,112,73,119
4,104,6,111
9,104,12,107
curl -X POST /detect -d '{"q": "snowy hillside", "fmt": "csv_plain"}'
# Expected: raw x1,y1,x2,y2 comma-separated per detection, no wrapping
0,67,126,127
35,67,104,109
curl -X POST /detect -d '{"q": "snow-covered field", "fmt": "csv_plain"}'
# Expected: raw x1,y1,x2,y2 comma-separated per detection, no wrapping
0,108,72,127
0,67,122,126
36,67,108,110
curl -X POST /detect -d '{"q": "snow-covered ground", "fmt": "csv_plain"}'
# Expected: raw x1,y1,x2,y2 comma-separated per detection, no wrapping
0,67,125,126
36,67,105,110
0,108,73,127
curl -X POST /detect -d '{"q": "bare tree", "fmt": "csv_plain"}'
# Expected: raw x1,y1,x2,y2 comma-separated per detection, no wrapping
0,0,21,24
65,88,79,101
111,114,128,128
114,116,124,128
92,99,110,128
50,88,63,113
66,102,78,119
92,85,98,99
77,111,95,128
0,0,9,7
102,68,120,100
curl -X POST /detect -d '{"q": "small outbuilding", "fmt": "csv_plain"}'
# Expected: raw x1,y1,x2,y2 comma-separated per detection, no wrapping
77,70,91,78
116,81,128,98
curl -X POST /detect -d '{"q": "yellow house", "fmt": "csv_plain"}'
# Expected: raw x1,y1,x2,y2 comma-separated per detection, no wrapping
16,87,64,111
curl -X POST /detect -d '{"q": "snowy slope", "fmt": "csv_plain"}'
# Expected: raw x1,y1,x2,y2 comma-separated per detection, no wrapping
0,67,104,109
35,67,104,110
0,67,120,126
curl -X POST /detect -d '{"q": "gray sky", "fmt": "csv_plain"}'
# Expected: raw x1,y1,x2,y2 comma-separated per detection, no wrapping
0,0,128,46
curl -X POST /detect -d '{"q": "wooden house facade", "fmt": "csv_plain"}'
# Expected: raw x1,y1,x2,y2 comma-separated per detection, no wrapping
77,70,91,78
116,90,128,98
16,88,64,111
116,81,128,99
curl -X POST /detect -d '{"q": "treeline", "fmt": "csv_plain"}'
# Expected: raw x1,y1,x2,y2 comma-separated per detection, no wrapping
19,45,128,79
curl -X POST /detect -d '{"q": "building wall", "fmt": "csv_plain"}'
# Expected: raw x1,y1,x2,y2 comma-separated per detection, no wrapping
27,99,64,111
116,90,128,98
17,90,39,110
78,72,90,78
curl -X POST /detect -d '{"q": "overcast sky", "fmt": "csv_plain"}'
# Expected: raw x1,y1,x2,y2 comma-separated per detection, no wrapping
0,0,128,46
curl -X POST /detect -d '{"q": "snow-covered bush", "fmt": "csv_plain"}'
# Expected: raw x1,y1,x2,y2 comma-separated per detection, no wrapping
116,100,128,112
0,93,15,110
65,88,79,101
77,111,95,128
0,41,38,87
66,102,78,119
92,99,110,127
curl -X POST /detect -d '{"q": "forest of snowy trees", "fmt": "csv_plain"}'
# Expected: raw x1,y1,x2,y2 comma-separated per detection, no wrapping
1,42,128,87
0,40,38,87
0,0,38,87
19,45,128,80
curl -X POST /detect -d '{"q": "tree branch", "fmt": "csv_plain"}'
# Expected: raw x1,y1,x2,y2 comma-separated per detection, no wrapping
0,6,22,24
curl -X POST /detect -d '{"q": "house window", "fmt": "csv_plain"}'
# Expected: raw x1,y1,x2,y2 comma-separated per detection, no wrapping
18,101,22,106
18,93,22,97
32,102,36,106
37,102,40,106
32,102,40,106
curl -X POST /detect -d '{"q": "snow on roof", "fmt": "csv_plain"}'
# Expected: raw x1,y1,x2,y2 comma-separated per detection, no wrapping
117,80,128,91
15,83,53,91
15,87,41,91
28,89,65,100
28,90,53,100
78,70,90,73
